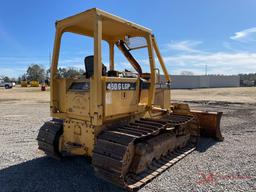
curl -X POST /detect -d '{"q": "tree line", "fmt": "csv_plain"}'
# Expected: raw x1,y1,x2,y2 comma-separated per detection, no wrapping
2,64,256,86
239,73,256,81
1,64,85,84
239,73,256,86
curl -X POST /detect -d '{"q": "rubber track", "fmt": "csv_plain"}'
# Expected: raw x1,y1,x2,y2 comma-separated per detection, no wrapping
126,146,195,189
37,120,63,159
92,114,195,191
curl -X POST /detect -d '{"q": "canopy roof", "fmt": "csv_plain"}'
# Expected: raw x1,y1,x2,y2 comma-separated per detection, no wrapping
56,8,152,41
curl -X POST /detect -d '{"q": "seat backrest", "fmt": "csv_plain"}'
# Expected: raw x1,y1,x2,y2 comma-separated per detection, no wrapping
84,55,107,78
84,55,94,78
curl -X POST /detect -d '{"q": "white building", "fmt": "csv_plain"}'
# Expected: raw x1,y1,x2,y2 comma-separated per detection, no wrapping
161,75,240,89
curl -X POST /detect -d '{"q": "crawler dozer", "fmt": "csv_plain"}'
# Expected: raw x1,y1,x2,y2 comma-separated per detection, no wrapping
37,8,223,190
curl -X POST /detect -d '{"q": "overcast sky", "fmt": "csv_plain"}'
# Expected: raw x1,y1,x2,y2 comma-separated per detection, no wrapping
0,0,256,77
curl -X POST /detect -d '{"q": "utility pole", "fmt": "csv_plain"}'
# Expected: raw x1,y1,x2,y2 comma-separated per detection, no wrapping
49,50,52,68
205,64,208,76
47,48,52,84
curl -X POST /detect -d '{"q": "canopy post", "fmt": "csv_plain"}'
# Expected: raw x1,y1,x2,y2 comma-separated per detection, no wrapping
146,34,156,108
109,42,115,71
152,35,170,82
51,27,63,114
90,14,103,125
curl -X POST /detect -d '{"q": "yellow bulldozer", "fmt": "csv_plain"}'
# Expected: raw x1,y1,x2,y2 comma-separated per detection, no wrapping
30,80,40,87
37,8,223,190
21,80,28,87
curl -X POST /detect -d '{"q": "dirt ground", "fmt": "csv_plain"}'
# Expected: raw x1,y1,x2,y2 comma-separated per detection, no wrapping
172,87,256,104
1,86,255,104
0,86,49,104
0,86,255,192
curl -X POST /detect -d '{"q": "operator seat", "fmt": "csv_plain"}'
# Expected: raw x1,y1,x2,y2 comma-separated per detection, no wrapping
84,55,107,78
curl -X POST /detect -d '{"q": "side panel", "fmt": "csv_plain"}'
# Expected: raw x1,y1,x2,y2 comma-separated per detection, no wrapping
154,89,170,109
140,89,148,105
103,77,139,118
52,79,91,121
140,85,171,109
66,91,90,117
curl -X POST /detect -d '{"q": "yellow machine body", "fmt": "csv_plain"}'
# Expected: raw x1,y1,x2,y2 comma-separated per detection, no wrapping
49,8,173,157
37,8,223,190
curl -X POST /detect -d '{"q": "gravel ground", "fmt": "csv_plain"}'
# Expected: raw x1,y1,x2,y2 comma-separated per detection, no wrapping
0,89,255,192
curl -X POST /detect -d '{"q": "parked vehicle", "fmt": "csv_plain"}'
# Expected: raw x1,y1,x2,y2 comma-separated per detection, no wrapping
0,79,13,89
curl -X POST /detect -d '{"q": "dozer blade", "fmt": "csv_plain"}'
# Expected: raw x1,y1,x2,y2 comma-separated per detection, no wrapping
191,110,223,141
